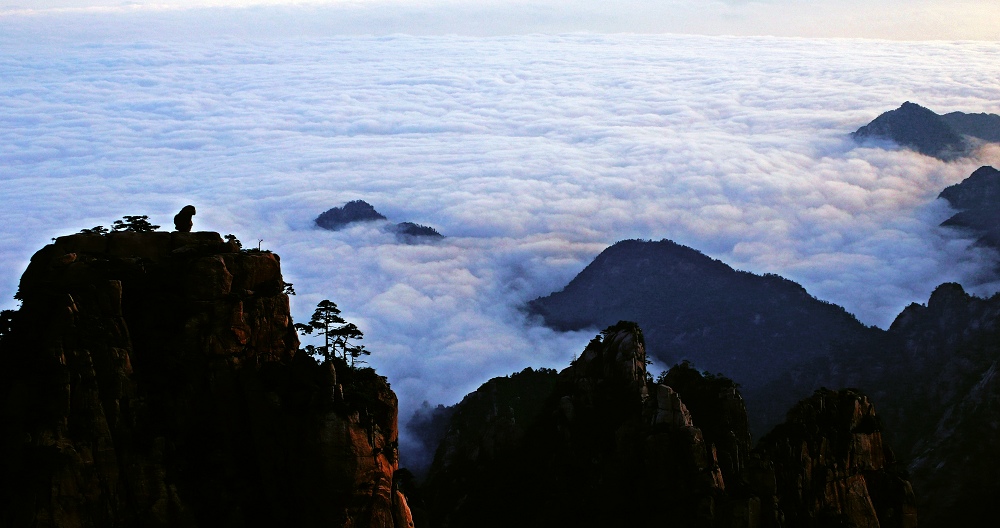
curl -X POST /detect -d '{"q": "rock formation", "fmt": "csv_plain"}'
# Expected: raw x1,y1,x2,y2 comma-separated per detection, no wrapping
852,102,1000,160
0,230,413,528
753,389,916,528
423,321,913,527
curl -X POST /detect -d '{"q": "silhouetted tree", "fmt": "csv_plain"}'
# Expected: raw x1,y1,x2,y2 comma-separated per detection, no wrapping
112,215,160,232
295,300,369,365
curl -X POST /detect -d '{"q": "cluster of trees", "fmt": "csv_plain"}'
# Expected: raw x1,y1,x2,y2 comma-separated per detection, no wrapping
79,215,160,234
295,300,370,367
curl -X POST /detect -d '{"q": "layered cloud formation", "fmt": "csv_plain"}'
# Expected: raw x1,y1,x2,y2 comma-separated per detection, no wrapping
2,26,1000,463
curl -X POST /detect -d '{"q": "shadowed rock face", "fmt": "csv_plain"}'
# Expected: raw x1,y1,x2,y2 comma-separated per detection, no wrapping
938,165,1000,253
753,389,917,528
0,231,413,528
526,238,880,434
852,102,967,159
424,321,913,528
316,200,388,230
852,102,1000,160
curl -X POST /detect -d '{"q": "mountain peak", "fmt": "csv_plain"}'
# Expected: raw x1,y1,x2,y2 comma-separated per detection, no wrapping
852,102,966,159
315,199,388,230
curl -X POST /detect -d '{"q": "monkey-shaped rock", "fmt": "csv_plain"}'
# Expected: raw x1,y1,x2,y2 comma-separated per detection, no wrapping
174,205,196,232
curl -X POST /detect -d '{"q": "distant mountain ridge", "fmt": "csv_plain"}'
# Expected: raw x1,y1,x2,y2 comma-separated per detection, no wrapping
852,102,1000,159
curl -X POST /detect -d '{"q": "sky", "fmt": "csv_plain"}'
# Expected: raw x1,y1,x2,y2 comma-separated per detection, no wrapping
2,0,999,40
2,3,1000,469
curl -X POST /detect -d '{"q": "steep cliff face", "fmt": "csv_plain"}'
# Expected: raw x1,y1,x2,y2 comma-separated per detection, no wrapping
753,389,916,528
0,231,412,528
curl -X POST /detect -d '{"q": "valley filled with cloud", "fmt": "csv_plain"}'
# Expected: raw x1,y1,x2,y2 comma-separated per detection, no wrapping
2,22,1000,460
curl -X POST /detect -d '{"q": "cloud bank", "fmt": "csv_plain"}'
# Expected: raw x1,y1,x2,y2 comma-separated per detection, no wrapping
2,28,1000,465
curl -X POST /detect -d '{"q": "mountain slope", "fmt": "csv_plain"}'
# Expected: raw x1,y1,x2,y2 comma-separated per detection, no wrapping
852,101,968,159
852,102,1000,160
527,239,880,396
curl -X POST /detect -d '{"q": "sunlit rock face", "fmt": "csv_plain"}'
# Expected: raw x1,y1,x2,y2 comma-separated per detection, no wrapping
752,389,917,528
0,231,412,528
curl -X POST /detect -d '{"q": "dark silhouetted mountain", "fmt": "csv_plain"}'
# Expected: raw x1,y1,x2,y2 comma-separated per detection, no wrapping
315,199,388,230
316,201,444,243
391,222,444,243
755,282,1000,527
0,231,414,527
938,165,1000,251
526,239,880,425
424,322,914,528
941,111,1000,142
852,102,968,159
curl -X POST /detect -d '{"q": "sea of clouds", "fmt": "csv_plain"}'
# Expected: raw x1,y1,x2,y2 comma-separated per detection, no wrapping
2,13,1000,468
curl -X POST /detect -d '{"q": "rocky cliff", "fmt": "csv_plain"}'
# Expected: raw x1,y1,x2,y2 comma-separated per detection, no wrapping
755,282,1000,526
0,231,413,528
754,389,916,528
424,321,914,528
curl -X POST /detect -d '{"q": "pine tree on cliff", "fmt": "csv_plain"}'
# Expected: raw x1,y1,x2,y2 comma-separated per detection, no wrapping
295,300,368,365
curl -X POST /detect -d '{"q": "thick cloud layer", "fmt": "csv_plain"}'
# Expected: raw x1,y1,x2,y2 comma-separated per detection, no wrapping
2,28,1000,464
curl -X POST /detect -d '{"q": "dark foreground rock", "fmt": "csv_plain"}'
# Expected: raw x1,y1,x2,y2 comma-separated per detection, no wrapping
0,231,413,528
424,321,914,528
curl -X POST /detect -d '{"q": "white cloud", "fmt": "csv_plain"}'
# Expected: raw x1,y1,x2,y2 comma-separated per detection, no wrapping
2,27,1000,463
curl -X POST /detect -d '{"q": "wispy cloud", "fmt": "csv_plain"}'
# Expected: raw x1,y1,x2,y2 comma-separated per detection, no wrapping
2,29,999,462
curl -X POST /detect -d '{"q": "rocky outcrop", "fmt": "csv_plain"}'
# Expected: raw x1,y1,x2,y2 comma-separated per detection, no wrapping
0,231,412,528
753,389,916,528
